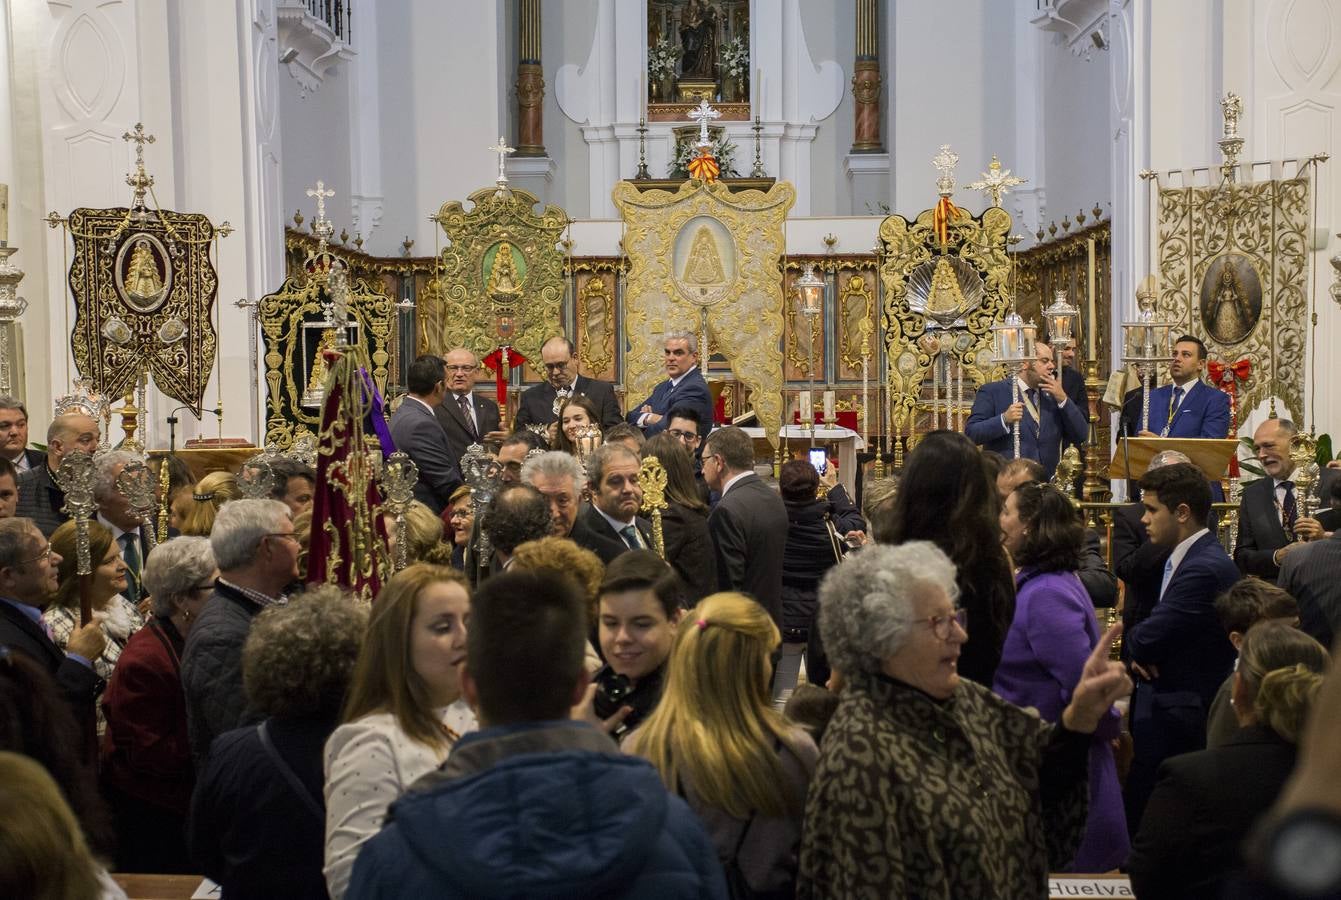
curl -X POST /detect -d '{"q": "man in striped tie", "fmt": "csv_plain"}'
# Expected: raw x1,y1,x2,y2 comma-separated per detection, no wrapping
94,450,151,606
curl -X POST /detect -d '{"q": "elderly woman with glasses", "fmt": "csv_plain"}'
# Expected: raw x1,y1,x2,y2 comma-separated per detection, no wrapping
797,542,1131,899
100,536,217,872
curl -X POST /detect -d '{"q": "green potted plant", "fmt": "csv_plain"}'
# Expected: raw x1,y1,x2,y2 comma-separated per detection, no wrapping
669,129,738,179
717,36,749,103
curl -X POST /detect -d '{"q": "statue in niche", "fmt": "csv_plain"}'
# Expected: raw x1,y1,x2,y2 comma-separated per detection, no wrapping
683,226,726,285
125,239,165,302
303,327,339,407
679,0,719,78
486,241,523,296
926,257,967,317
1199,253,1261,345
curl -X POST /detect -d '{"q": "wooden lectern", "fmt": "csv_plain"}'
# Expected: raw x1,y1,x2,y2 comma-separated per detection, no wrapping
1110,437,1239,481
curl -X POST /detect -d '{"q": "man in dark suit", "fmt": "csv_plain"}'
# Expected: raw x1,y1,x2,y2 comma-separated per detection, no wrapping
1136,336,1231,441
965,338,1087,478
0,396,45,475
1279,527,1341,650
0,457,18,519
435,347,506,470
627,331,714,443
93,450,155,605
514,336,623,430
1111,450,1189,645
1124,462,1241,835
0,517,105,733
702,426,788,625
17,412,102,537
1235,418,1339,582
571,444,652,565
389,355,463,515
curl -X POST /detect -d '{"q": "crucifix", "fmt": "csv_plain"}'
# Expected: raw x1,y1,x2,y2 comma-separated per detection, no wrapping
306,180,336,246
122,123,157,206
687,99,720,148
967,154,1026,209
488,136,515,191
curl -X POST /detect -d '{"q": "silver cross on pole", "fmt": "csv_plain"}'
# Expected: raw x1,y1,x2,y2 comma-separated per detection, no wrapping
488,136,515,191
306,180,335,247
687,99,721,148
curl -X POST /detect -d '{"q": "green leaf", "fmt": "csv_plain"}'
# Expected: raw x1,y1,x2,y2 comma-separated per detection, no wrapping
1316,433,1334,466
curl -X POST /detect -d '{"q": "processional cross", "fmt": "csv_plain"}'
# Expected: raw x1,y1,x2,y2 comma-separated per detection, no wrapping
306,180,336,246
122,123,157,205
967,155,1026,209
687,99,721,148
488,136,515,191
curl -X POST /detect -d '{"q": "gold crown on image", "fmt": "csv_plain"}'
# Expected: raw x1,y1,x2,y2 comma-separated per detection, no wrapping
53,377,109,420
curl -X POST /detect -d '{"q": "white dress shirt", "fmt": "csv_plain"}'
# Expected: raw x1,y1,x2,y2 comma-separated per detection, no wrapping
719,470,751,498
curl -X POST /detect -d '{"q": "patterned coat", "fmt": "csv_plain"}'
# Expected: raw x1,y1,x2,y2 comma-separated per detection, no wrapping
798,672,1089,900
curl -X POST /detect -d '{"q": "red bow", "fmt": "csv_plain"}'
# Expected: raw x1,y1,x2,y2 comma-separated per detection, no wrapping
1209,358,1252,476
482,347,528,405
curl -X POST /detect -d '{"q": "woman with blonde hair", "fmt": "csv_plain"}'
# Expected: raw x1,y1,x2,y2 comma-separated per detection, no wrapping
322,563,477,899
382,500,453,567
0,751,126,900
179,470,241,536
626,591,817,898
1130,620,1331,898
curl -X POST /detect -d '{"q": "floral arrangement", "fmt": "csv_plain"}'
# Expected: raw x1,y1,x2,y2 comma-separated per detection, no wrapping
669,129,738,179
717,36,749,79
648,38,681,80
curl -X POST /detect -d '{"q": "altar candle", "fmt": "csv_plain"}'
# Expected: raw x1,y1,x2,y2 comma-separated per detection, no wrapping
1087,238,1097,359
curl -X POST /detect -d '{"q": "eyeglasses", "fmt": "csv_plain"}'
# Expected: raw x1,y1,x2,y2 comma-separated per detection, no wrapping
265,532,300,544
19,544,52,565
668,428,699,443
542,361,571,371
448,508,472,520
191,583,216,594
914,607,967,641
444,364,476,373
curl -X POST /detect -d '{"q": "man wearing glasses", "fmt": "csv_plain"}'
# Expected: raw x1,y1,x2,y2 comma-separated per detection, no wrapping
514,336,623,430
434,347,506,470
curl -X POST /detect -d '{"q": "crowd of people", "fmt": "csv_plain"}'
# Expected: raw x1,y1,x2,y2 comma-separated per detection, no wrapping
1,329,1340,900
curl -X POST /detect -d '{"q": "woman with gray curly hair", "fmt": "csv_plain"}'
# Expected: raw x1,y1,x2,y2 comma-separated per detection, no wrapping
100,536,217,872
798,542,1132,899
189,587,367,899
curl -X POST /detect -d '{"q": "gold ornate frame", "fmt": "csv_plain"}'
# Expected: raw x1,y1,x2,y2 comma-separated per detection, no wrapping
612,178,795,443
877,205,1013,432
418,188,568,364
259,262,395,449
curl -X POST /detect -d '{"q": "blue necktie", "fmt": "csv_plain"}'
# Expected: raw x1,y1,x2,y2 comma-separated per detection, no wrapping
1167,386,1183,428
1159,557,1174,599
620,524,641,550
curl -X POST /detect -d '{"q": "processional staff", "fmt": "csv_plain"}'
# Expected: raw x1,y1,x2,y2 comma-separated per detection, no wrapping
54,450,98,626
638,455,668,560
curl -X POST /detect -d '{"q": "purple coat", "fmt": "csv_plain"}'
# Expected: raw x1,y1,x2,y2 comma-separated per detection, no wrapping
993,567,1129,872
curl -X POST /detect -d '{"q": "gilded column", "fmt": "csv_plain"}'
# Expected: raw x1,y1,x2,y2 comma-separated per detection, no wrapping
515,0,545,157
851,0,883,153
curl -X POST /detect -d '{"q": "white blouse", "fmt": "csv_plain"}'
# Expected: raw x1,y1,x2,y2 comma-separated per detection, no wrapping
322,699,476,900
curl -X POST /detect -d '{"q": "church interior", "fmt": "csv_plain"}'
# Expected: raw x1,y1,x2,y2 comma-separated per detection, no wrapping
4,0,1341,897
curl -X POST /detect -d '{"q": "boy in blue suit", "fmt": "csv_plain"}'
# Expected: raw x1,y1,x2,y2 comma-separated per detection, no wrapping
965,339,1087,478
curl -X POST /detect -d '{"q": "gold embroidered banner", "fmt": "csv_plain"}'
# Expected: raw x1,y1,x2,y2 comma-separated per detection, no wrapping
612,179,794,444
1156,176,1308,419
66,207,218,414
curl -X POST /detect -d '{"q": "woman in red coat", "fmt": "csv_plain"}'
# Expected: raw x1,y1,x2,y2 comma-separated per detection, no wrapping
100,536,217,872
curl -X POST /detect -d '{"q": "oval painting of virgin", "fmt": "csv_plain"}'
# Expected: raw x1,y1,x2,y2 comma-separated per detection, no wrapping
1199,253,1262,345
114,233,173,313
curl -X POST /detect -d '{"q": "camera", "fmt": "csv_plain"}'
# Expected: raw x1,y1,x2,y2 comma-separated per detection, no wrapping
592,665,633,722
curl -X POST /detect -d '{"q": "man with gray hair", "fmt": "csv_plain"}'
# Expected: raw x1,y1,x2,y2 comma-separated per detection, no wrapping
626,331,714,442
1113,449,1191,643
0,395,43,473
521,450,587,538
93,450,152,605
16,411,101,536
572,443,652,564
181,498,300,767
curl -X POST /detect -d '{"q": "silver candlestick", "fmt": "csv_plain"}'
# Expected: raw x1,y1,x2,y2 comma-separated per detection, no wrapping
0,244,29,398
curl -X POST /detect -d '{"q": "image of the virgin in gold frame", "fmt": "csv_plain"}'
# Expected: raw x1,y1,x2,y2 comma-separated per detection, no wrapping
114,233,173,313
905,254,985,328
482,239,527,296
300,319,362,409
672,216,738,307
1199,252,1262,346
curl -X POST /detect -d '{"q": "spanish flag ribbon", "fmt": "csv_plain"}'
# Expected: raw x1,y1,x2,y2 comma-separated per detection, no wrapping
688,148,720,183
1208,357,1252,475
933,195,961,247
483,347,528,405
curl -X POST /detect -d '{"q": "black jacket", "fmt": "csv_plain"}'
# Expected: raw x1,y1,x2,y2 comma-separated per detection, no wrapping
514,375,623,430
189,714,335,900
181,582,266,770
658,502,717,602
709,474,790,625
16,463,68,537
572,506,654,565
1112,502,1169,641
780,486,863,635
1129,725,1297,900
435,392,501,470
0,597,103,742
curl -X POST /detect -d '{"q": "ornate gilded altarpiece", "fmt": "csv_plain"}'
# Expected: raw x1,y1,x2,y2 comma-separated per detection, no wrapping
64,207,219,413
877,204,1014,431
613,178,794,443
1155,175,1309,419
573,268,619,383
418,188,567,365
259,253,395,449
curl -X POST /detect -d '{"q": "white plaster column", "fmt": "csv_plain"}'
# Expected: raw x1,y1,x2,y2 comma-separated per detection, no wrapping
1108,0,1147,377
347,7,383,243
